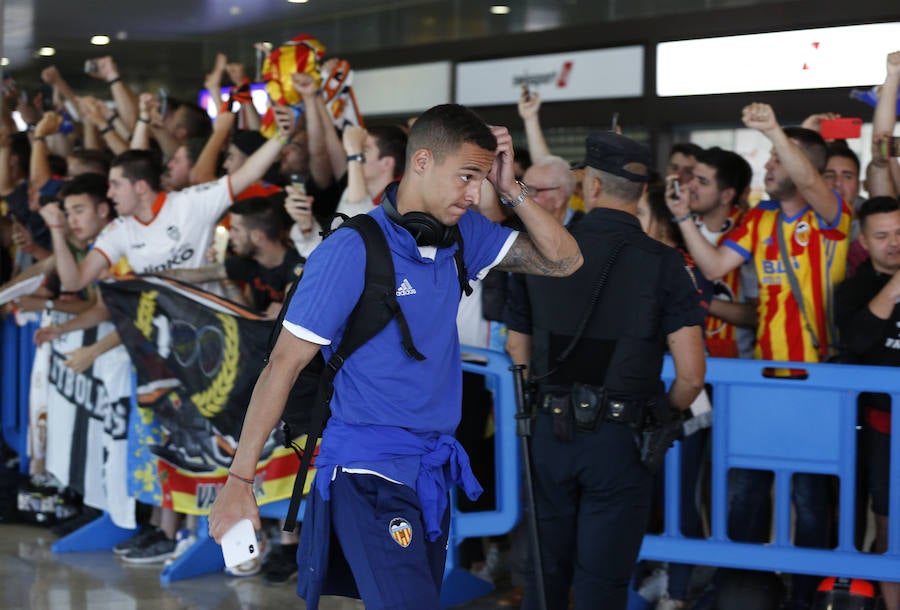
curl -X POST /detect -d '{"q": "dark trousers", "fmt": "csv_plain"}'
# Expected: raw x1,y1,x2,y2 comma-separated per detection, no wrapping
728,469,832,608
667,427,710,601
522,413,653,610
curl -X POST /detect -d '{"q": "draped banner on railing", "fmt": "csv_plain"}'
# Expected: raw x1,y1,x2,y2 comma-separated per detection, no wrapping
44,316,135,528
99,276,304,515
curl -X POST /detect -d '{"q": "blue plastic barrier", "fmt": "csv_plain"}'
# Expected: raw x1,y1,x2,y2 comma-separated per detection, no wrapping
441,348,522,608
9,319,900,602
641,356,900,582
1,316,38,474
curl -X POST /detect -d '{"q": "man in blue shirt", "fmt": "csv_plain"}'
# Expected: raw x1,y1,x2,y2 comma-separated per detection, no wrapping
209,103,582,610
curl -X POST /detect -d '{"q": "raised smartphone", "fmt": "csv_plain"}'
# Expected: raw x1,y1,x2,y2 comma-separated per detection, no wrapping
820,117,862,140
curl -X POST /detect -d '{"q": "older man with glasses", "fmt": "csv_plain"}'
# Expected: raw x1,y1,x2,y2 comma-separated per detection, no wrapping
521,156,580,227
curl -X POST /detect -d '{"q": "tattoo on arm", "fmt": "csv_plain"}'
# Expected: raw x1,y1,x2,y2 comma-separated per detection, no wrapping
495,233,579,277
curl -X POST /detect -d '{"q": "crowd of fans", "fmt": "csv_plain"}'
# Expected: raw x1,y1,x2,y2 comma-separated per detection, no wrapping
0,43,899,610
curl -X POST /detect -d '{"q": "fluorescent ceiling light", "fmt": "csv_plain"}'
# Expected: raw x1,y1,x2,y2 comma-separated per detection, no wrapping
91,35,110,46
38,47,55,57
657,22,900,96
490,5,511,14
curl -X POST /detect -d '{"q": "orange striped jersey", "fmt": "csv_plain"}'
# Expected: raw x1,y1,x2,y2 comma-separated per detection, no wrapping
723,196,850,363
698,207,746,358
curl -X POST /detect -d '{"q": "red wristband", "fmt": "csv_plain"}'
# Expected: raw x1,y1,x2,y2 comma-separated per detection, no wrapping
228,470,255,485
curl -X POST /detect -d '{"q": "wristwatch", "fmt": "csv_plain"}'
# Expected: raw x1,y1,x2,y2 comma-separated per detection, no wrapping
346,153,365,163
499,180,529,208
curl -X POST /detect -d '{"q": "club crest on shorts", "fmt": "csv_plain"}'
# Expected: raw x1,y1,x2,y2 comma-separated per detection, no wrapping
389,517,413,548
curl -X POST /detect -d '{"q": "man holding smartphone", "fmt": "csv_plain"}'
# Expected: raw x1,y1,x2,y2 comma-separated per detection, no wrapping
667,103,850,609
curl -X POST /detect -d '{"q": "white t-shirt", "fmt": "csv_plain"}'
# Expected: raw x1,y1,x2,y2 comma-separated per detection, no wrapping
94,177,233,274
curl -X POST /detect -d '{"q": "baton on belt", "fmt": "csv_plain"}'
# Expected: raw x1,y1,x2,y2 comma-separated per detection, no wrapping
510,364,547,610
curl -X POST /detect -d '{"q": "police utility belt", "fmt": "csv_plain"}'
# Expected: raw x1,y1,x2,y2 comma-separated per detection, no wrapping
537,383,649,437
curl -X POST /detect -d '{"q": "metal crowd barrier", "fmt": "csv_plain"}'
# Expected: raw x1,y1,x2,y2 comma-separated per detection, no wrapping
6,321,900,604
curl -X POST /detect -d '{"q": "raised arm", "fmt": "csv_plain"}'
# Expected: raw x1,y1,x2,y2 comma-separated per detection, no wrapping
870,52,900,198
341,125,369,202
190,108,234,185
291,72,334,189
89,56,138,133
30,112,62,189
40,66,79,108
229,105,297,196
517,89,550,163
130,93,156,151
224,62,261,131
666,177,746,280
489,127,582,277
742,103,838,223
204,54,228,117
317,61,349,181
82,97,128,156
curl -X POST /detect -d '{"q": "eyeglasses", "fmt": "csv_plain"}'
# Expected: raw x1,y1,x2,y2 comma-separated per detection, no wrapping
524,184,561,195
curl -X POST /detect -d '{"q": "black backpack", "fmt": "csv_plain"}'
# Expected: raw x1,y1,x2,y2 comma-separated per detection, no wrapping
269,213,471,530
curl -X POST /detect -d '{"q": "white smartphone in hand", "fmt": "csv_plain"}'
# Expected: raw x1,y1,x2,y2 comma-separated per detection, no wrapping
221,518,259,568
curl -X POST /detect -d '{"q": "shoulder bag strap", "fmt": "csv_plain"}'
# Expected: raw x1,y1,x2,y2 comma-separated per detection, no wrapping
774,211,824,358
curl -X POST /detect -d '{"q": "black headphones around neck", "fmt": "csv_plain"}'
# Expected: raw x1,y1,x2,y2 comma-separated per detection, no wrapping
381,196,459,248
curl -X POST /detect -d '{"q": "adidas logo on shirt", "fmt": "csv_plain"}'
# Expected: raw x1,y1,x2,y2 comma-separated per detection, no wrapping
396,278,417,296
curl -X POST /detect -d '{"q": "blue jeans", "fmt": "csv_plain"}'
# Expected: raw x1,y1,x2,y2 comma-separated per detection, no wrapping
727,469,832,608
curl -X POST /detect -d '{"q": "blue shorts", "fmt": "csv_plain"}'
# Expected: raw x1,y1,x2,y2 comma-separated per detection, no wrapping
297,468,450,610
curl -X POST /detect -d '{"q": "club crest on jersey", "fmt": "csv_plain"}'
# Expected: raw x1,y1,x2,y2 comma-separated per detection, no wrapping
167,225,181,241
794,221,810,247
389,517,413,548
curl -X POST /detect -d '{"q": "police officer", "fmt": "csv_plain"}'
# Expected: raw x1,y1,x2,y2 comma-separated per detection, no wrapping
518,132,706,610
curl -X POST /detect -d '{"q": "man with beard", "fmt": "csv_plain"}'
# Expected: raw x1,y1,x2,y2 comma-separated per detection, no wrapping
682,146,756,359
155,196,303,317
667,103,850,610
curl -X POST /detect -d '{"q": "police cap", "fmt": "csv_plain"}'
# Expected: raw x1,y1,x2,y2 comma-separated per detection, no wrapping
573,131,651,183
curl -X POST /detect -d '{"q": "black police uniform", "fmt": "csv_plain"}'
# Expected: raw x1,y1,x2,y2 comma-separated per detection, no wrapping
518,206,705,610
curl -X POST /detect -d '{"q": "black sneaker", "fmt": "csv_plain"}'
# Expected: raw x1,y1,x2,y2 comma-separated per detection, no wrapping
113,526,159,556
263,544,298,585
120,529,176,564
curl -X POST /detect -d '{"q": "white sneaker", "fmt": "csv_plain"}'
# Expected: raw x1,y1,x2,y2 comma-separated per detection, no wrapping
638,567,669,602
224,530,269,577
163,528,197,567
472,543,505,583
656,594,687,610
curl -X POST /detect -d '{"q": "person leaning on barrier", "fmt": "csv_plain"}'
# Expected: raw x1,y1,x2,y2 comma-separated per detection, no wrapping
518,131,706,610
834,196,900,610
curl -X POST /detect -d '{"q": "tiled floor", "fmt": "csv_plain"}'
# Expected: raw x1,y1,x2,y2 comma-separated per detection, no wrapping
0,524,514,609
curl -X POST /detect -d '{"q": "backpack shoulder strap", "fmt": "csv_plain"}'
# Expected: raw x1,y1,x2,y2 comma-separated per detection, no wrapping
332,214,425,362
283,214,426,530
